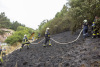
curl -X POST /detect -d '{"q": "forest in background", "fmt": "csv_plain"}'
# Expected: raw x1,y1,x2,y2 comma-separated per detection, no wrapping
0,12,25,30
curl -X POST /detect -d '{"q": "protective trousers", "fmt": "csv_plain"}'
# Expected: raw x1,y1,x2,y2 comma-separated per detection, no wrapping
21,42,30,49
83,28,88,38
43,37,51,46
92,26,100,38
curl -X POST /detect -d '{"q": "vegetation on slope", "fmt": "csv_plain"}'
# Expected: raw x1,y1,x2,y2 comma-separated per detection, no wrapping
37,0,100,36
5,26,34,45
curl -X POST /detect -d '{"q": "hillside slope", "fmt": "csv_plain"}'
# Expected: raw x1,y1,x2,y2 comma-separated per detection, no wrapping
1,30,100,67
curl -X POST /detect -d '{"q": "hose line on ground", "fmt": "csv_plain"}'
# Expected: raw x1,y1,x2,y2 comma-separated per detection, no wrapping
50,29,83,44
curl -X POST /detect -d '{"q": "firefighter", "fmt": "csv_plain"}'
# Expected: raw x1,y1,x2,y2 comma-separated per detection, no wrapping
38,33,41,39
20,34,30,51
92,16,100,38
0,46,3,65
2,48,6,56
82,20,89,38
43,27,51,47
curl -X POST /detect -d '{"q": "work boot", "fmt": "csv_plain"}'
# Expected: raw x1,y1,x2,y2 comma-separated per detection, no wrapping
20,48,22,51
92,36,96,38
49,44,52,46
20,47,22,51
27,46,29,49
0,62,2,65
97,35,100,38
0,59,2,66
43,44,46,47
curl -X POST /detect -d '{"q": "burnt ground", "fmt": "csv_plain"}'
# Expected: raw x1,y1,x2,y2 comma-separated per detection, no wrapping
1,30,100,67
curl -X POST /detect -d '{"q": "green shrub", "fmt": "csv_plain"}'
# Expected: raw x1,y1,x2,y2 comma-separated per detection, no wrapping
5,26,34,45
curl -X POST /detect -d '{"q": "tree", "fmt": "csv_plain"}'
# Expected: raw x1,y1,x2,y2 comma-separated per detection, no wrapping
0,12,25,30
11,21,25,31
0,12,12,28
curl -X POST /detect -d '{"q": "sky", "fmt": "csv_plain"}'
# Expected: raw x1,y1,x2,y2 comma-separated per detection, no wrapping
0,0,67,30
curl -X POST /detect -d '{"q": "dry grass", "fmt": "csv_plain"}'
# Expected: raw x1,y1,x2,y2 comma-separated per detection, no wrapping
0,42,21,56
6,42,21,55
3,40,32,55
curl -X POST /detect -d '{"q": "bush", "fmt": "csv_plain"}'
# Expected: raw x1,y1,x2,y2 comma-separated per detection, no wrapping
5,30,31,45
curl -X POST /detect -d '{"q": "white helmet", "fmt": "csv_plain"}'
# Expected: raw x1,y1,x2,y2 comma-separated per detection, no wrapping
46,27,50,30
83,20,87,23
24,34,27,37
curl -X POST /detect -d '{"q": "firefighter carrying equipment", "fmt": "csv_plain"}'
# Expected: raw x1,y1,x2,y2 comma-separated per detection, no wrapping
43,27,52,47
2,48,6,56
92,17,100,38
20,35,30,51
83,20,89,38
